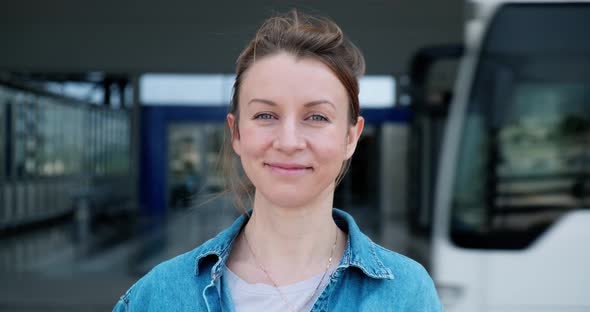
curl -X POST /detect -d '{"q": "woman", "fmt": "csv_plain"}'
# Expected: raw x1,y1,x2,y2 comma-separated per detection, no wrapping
114,10,442,312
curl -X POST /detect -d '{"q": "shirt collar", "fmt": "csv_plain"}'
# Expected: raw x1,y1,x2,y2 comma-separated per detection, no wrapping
193,208,394,280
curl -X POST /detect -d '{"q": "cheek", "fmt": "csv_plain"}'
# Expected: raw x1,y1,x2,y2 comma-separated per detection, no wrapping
310,131,348,161
238,125,272,155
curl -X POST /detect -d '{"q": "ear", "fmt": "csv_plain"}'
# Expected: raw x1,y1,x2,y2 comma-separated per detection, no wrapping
227,113,241,156
345,116,364,159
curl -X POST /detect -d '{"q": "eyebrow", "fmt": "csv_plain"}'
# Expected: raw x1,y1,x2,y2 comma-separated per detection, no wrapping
248,98,336,110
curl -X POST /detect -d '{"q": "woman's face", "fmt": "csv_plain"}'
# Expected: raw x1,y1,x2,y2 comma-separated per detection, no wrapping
228,53,364,209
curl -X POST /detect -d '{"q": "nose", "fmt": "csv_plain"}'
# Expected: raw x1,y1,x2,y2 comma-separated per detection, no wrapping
273,118,306,153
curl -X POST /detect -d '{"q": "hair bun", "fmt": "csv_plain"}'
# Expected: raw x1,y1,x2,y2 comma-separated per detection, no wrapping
252,10,363,76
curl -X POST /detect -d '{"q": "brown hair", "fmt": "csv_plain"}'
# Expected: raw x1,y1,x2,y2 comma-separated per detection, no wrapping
222,9,365,213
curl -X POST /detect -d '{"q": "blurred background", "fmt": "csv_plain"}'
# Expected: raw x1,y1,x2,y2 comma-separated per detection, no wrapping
1,1,589,311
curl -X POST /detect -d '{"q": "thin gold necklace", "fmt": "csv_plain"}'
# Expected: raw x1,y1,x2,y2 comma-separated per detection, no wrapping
241,225,338,312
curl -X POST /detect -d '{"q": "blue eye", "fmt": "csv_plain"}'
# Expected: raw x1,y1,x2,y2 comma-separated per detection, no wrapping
309,114,328,122
254,113,275,120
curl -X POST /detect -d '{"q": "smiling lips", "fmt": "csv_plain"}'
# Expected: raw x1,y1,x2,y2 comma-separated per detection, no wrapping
264,162,313,175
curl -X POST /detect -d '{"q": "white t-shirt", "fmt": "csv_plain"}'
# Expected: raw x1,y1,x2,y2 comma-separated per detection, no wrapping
223,266,334,312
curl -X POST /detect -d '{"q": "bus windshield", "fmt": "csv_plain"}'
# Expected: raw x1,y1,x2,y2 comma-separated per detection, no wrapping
450,4,590,249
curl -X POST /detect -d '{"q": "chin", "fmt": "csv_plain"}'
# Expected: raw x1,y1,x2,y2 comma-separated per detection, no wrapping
256,183,334,209
267,192,313,209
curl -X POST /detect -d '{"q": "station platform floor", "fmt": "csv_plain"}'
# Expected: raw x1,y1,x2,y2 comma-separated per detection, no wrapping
0,198,383,311
0,196,240,311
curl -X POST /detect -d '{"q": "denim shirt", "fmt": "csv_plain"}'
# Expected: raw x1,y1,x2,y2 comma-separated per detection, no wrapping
113,209,443,311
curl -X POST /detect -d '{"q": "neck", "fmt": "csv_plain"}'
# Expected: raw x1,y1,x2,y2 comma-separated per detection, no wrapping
249,189,335,240
233,188,345,285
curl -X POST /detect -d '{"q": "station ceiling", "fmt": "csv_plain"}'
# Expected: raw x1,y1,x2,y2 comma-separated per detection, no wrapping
0,0,464,75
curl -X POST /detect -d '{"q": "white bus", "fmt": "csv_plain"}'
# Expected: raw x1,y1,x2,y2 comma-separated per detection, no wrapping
410,1,590,311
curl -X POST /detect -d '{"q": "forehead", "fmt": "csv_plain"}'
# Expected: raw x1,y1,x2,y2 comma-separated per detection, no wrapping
239,53,348,108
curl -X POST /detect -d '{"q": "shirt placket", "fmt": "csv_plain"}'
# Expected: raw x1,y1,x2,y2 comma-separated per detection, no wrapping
202,265,224,312
309,267,345,312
